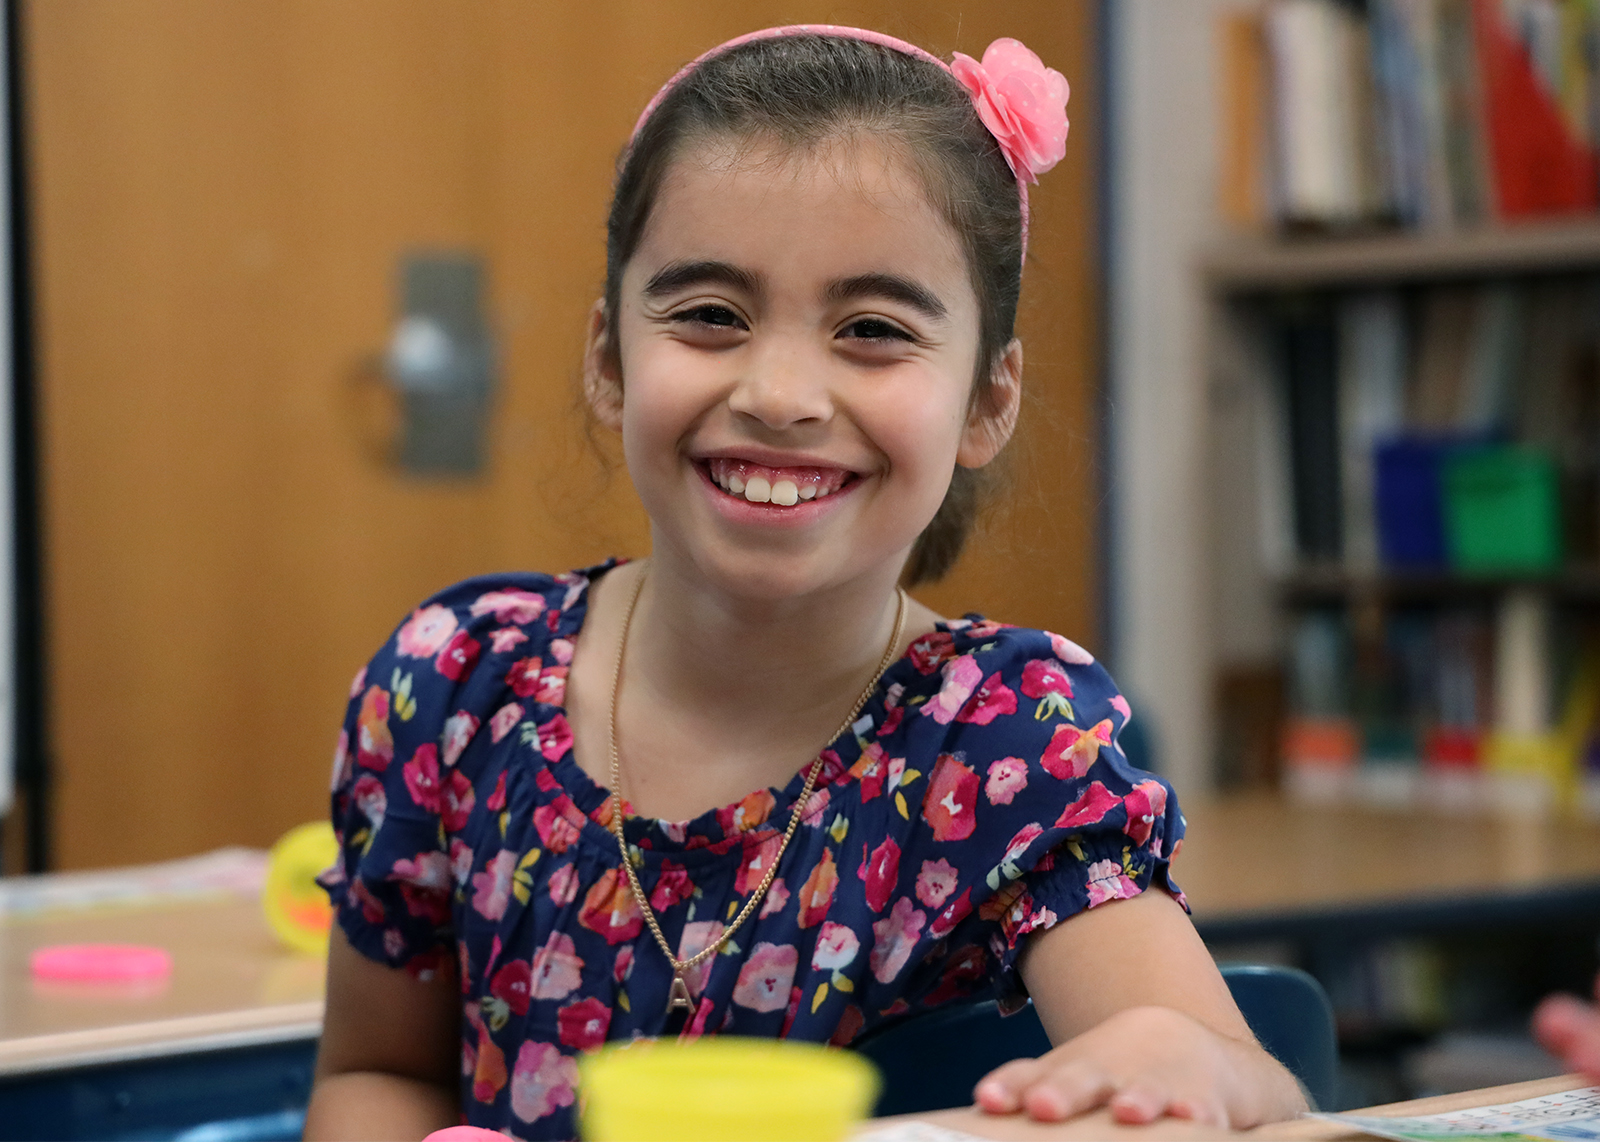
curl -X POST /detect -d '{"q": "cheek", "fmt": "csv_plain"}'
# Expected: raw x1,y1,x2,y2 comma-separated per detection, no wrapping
878,377,970,465
615,348,694,454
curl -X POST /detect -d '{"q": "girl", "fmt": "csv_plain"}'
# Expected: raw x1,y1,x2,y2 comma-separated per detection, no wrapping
306,27,1307,1140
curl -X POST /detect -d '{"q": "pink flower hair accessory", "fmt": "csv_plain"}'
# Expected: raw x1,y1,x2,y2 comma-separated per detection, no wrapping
629,25,1072,265
949,38,1071,185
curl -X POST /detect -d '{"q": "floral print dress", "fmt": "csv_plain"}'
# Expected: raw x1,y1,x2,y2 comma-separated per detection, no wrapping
320,562,1185,1140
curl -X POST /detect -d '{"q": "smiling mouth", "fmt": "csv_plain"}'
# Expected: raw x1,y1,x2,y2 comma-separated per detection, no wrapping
703,458,858,507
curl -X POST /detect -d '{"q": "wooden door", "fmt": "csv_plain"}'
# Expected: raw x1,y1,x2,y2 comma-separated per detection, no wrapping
22,1,1098,869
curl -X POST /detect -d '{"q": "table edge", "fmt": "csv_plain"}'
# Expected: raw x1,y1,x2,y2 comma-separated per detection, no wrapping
0,1000,324,1077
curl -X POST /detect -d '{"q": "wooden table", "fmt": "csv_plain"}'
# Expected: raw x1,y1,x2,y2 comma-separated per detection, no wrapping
1173,794,1600,942
865,1074,1592,1139
0,892,322,1140
5,799,1598,1074
1,799,1597,1138
0,895,322,1076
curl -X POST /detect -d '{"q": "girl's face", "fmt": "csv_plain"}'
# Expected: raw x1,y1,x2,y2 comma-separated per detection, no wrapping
586,134,1020,602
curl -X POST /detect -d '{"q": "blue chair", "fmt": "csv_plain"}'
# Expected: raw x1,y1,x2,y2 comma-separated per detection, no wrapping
853,963,1338,1116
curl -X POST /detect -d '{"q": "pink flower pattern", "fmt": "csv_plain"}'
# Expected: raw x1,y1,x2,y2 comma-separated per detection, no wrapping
732,942,798,1013
870,897,927,983
811,921,861,971
488,702,523,744
441,711,480,768
509,1041,577,1123
321,566,1176,1138
915,858,960,908
1086,858,1141,908
985,757,1029,805
396,604,458,658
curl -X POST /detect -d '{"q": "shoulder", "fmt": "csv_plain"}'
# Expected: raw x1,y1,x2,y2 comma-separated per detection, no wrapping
886,618,1168,849
339,565,608,755
369,566,608,683
901,619,1125,741
389,569,586,651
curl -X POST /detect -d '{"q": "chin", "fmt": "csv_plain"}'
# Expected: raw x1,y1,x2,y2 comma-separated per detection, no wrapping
680,541,901,606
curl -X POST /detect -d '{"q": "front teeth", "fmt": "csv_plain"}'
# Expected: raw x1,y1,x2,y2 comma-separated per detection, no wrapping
711,463,841,504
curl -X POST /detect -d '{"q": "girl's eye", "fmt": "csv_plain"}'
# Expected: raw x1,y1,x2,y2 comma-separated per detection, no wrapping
840,317,914,342
671,304,746,330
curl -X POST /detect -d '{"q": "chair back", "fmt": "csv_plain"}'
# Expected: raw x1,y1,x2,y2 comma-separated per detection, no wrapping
852,962,1338,1117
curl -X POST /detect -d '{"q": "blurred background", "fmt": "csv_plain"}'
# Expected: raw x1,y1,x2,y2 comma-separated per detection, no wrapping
1,0,1599,1113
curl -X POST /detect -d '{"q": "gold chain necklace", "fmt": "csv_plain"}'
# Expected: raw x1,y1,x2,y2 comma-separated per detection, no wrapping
607,566,908,1018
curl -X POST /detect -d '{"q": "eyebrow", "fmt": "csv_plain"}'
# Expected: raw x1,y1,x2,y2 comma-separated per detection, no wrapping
824,273,949,322
642,260,762,300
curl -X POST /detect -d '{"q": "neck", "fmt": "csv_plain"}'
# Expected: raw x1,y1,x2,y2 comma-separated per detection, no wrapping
623,544,909,736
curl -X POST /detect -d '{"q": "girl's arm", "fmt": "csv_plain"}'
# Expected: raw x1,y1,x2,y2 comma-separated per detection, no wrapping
1533,974,1600,1080
974,889,1308,1128
303,929,462,1141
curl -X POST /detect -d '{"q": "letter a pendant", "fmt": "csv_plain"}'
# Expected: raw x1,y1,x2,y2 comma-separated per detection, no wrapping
667,972,693,1015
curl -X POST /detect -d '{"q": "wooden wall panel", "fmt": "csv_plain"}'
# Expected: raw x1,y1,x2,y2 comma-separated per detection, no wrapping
23,1,1097,869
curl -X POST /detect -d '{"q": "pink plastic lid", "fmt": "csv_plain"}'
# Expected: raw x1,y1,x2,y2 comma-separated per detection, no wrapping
30,944,173,984
422,1129,507,1142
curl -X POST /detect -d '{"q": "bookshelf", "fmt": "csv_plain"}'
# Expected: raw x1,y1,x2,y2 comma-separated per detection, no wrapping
1278,564,1600,604
1191,0,1600,1107
1206,217,1600,292
1200,242,1600,1094
1202,225,1600,809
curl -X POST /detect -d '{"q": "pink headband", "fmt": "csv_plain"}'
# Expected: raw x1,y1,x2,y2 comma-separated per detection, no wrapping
630,25,1071,265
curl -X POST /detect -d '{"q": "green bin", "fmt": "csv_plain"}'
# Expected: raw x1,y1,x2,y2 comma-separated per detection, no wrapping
1441,446,1562,572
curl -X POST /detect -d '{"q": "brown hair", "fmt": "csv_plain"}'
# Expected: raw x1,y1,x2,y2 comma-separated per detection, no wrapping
602,33,1024,584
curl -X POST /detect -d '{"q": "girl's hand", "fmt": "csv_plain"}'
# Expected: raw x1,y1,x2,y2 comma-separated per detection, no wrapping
1002,890,1308,1129
973,1004,1301,1128
1533,974,1600,1081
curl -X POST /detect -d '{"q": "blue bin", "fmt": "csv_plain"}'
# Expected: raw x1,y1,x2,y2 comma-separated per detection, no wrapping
1375,437,1450,568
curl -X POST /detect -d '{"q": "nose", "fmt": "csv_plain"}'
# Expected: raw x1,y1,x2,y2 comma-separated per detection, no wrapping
726,339,833,430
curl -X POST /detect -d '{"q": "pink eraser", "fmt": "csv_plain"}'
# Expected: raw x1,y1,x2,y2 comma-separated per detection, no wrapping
30,944,173,983
422,1129,506,1142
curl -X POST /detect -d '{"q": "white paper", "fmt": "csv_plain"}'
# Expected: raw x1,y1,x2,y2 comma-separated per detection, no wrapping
854,1121,989,1142
1314,1085,1600,1141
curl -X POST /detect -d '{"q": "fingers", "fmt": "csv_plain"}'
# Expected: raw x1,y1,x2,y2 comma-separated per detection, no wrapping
1534,994,1588,1053
1534,993,1600,1080
974,1057,1046,1114
1107,1080,1169,1124
974,1057,1119,1122
1107,1083,1228,1127
1021,1065,1117,1122
1161,1093,1231,1128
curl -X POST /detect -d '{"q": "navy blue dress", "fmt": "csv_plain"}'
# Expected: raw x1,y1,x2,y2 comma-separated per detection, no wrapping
320,562,1184,1139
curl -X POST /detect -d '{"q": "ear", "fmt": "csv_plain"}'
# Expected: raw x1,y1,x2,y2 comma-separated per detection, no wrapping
956,339,1023,468
582,299,624,431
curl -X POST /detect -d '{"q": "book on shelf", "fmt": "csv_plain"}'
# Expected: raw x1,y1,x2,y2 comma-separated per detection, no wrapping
1259,272,1600,813
1220,12,1273,231
1278,589,1594,813
1279,306,1346,561
1340,291,1408,571
1263,276,1596,573
1221,0,1600,232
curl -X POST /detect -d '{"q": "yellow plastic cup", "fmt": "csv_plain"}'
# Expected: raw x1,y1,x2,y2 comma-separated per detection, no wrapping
578,1037,880,1141
262,821,340,957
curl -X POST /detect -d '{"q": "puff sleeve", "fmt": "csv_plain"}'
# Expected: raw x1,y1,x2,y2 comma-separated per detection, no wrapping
318,574,564,976
879,620,1185,1013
